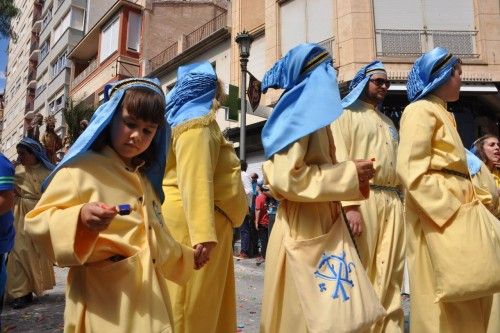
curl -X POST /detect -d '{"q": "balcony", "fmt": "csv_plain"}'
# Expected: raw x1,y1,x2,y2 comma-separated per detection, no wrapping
35,83,47,98
149,11,229,73
32,19,42,32
27,72,37,89
29,40,40,60
150,42,178,73
71,58,98,90
185,12,227,49
375,29,479,58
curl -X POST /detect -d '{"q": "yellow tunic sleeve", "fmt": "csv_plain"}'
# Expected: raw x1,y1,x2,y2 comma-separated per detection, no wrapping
396,104,461,226
25,168,99,266
173,126,219,246
264,133,363,202
331,111,364,207
471,164,500,218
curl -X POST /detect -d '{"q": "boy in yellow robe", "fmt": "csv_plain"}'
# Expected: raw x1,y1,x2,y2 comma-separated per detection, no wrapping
258,44,377,332
7,138,55,309
25,78,195,333
397,47,493,333
162,62,248,333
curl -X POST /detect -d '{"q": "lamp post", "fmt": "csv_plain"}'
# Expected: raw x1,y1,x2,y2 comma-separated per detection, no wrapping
235,30,254,161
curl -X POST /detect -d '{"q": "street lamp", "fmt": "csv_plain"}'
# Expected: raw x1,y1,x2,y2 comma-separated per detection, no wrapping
235,30,254,161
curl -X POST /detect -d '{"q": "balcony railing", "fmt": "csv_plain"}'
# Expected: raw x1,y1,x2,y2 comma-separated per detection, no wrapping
185,12,227,49
317,37,335,58
150,42,179,72
71,59,98,90
375,29,478,58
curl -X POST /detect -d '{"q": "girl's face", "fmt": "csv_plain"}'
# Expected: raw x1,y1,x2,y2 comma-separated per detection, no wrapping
110,107,158,166
482,137,500,165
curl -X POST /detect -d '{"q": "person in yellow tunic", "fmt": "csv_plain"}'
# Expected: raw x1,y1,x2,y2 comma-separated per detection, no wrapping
469,137,500,333
258,43,377,332
473,134,500,188
331,60,405,332
161,62,248,333
396,47,493,333
7,138,56,309
25,78,195,333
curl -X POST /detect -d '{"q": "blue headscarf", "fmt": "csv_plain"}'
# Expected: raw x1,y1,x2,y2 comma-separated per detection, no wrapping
261,43,343,159
465,149,482,176
341,60,386,108
166,62,217,129
17,137,54,171
407,47,460,102
42,78,169,202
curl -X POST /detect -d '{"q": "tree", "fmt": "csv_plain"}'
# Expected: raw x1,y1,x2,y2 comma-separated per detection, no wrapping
63,99,95,145
0,0,20,41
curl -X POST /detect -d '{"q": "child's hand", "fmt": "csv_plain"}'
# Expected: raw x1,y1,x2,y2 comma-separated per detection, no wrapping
193,242,216,269
80,202,118,232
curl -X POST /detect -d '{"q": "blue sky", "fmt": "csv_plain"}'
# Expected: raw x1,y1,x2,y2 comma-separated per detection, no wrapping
0,37,9,94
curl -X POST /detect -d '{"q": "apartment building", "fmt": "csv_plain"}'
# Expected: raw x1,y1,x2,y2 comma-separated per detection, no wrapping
32,0,88,139
1,0,42,158
68,0,228,108
0,92,4,144
231,0,500,151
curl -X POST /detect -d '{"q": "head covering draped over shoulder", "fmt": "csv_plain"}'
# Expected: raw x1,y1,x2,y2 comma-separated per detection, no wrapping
42,78,169,202
166,62,217,130
341,60,386,108
406,47,460,102
465,149,482,176
261,43,343,159
17,137,55,171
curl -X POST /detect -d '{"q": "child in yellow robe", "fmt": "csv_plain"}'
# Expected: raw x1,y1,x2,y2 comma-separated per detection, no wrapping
397,47,493,333
161,62,248,333
7,138,55,309
25,78,195,333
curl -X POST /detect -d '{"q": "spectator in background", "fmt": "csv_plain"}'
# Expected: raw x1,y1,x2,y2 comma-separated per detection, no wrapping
238,161,253,258
254,184,270,264
0,152,15,329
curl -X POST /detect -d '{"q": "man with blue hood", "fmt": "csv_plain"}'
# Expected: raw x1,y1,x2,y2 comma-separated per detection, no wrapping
258,43,378,332
331,61,405,332
396,47,497,332
161,62,247,333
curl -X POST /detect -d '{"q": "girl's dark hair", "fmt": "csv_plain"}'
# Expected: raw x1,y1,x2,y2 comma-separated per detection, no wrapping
92,87,166,172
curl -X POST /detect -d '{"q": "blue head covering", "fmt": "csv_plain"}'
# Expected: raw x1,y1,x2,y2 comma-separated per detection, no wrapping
261,43,343,159
166,62,217,128
341,60,386,108
407,47,460,102
465,149,482,176
42,78,169,202
17,137,54,171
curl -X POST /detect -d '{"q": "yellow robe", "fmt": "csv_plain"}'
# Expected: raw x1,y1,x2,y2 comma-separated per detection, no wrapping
396,95,492,333
7,163,55,298
472,164,500,218
260,126,365,333
25,146,193,333
331,100,405,333
162,112,248,333
493,169,500,188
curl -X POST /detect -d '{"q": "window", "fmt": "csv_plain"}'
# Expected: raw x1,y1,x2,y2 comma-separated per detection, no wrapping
53,10,71,42
279,0,333,55
127,11,141,52
71,7,85,31
42,7,52,31
39,37,50,62
100,16,120,62
51,51,68,78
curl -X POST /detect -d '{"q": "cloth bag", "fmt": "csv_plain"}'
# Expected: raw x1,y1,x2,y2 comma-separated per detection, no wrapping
422,198,500,302
283,212,386,333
